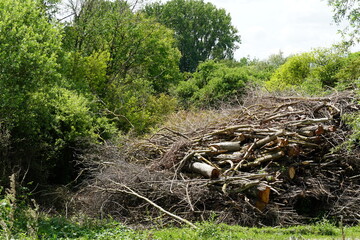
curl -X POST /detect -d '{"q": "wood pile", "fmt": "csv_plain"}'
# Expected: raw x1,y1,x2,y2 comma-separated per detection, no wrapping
78,92,360,227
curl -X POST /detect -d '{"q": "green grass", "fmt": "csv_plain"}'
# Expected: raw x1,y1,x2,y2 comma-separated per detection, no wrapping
147,221,360,240
2,214,360,239
10,217,359,240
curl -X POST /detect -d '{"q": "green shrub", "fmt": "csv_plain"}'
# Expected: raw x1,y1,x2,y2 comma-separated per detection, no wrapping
265,52,314,92
336,51,360,90
0,175,39,240
25,86,116,183
4,86,117,184
103,77,177,134
175,60,251,107
265,48,345,94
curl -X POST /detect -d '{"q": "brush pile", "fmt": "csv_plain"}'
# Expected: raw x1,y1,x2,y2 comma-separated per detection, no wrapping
76,91,360,227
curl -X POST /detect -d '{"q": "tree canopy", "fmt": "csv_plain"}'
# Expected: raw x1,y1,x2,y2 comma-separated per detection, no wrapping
63,0,181,132
143,0,240,72
0,0,117,184
328,0,360,43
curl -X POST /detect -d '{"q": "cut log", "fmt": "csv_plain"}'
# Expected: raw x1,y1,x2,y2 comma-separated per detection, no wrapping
187,162,220,179
258,185,270,203
261,110,305,123
210,142,242,152
213,152,244,161
287,117,331,127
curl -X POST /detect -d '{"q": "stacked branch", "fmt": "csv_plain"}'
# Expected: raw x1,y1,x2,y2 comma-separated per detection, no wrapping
75,91,360,227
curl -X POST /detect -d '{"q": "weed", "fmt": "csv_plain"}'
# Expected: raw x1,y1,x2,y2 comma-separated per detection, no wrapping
0,174,39,239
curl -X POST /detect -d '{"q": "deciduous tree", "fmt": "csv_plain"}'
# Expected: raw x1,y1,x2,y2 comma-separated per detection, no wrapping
143,0,240,72
0,0,115,184
328,0,360,43
63,0,181,132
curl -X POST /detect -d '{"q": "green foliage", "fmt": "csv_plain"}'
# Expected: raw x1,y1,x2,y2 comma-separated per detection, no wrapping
27,86,116,147
9,86,117,184
265,52,314,91
244,51,288,83
2,207,360,240
143,0,240,72
265,48,345,94
310,48,345,87
63,0,181,133
0,0,117,184
175,60,251,107
0,175,39,240
106,79,177,133
327,0,360,43
140,221,358,240
0,180,135,240
61,51,111,98
0,0,61,183
37,216,135,240
0,0,62,123
336,51,360,89
64,0,181,93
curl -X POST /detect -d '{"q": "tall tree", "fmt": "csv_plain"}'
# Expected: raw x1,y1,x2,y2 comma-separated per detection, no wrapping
0,0,116,184
0,0,62,124
328,0,360,43
143,0,241,72
64,0,181,93
63,0,181,132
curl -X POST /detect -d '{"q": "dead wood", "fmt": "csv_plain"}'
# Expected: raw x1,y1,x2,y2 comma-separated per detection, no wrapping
73,91,360,228
97,180,198,229
186,162,220,179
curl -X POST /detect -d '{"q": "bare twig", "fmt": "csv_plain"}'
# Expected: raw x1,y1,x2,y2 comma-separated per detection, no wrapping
102,180,198,229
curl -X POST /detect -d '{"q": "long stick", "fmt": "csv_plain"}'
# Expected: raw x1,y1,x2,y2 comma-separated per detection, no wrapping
107,180,198,229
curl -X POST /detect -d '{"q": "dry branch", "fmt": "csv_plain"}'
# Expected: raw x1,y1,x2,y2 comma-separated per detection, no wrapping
100,180,198,229
75,91,360,227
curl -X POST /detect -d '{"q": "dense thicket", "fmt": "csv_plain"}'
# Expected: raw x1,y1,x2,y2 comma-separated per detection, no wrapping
264,47,360,94
0,0,115,185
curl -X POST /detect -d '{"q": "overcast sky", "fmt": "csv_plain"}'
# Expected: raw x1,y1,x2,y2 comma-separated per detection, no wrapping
202,0,360,60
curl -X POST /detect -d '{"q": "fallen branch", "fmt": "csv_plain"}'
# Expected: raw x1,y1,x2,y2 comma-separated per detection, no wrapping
104,180,198,229
241,151,285,168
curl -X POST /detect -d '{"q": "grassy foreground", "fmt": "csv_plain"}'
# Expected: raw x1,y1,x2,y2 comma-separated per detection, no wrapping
9,217,359,240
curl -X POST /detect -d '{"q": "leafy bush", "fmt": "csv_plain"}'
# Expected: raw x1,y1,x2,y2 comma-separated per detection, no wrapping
0,175,39,240
335,51,360,90
20,86,116,183
0,0,62,125
175,60,252,107
265,48,345,94
264,52,314,92
62,1,181,133
0,0,181,186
